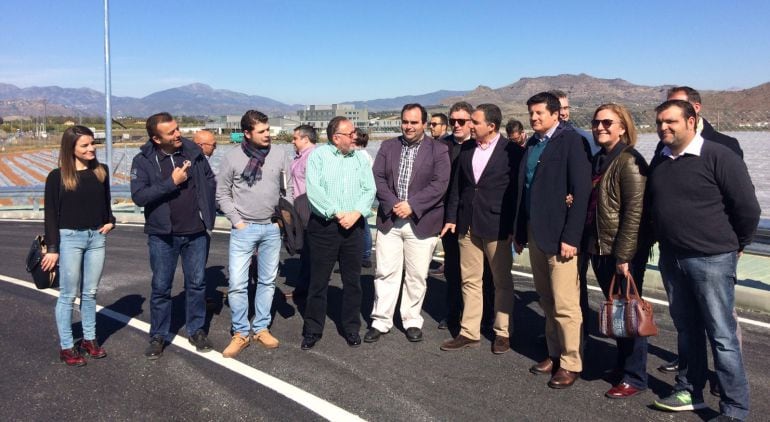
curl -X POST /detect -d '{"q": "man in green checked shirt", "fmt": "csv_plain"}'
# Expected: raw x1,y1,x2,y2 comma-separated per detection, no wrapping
300,116,376,350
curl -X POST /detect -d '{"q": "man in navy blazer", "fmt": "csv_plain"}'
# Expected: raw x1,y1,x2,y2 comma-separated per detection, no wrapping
514,92,591,389
440,103,523,354
365,103,451,343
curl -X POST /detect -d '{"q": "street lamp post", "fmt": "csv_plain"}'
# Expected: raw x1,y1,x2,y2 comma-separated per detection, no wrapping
104,0,113,179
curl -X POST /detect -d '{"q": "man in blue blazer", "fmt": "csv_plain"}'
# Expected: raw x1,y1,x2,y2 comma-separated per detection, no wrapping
366,103,451,343
514,92,591,389
440,103,523,354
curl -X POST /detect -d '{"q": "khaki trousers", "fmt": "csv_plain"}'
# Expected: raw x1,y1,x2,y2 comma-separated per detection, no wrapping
528,225,583,372
458,230,514,340
370,219,437,332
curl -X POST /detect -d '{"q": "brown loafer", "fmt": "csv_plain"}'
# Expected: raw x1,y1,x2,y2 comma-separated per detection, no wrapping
529,357,556,375
440,335,480,351
548,368,579,389
492,336,510,354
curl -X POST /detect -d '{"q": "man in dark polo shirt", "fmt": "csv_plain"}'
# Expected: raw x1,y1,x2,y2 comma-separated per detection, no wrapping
131,112,217,359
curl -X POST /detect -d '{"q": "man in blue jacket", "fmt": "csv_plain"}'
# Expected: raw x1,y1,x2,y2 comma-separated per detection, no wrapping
514,92,591,389
130,112,217,359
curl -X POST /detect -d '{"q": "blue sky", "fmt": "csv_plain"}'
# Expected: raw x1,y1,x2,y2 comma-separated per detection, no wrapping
1,0,769,104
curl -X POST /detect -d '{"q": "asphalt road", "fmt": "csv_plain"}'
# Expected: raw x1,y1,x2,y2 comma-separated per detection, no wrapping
2,220,769,421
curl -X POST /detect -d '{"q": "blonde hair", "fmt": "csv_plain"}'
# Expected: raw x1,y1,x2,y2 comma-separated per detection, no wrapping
593,103,638,147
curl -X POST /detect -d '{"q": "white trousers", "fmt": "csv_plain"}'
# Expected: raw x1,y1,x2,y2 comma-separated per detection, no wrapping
370,219,438,332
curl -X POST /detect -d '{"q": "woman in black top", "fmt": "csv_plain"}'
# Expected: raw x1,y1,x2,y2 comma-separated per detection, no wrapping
42,126,115,366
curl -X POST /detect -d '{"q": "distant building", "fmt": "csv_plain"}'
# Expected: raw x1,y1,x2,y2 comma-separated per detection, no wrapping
205,115,300,138
369,116,402,132
298,104,369,129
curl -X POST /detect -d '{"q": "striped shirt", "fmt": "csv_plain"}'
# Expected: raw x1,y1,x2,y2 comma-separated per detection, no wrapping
306,143,376,220
397,137,422,200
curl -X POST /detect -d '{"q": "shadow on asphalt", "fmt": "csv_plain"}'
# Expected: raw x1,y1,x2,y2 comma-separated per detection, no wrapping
96,293,145,344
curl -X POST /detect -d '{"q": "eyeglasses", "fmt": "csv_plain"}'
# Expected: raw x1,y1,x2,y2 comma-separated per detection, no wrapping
591,119,619,129
335,131,356,138
428,122,445,127
449,118,470,126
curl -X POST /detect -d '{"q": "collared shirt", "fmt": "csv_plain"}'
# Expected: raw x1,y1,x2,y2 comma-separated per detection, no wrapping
661,134,704,160
696,116,704,136
523,125,558,217
290,144,316,198
397,135,423,200
471,133,500,183
306,143,376,220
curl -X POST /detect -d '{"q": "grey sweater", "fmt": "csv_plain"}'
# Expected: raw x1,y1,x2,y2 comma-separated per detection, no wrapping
216,145,293,226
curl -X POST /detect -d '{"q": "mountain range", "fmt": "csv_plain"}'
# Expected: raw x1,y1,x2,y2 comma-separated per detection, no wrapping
1,74,768,118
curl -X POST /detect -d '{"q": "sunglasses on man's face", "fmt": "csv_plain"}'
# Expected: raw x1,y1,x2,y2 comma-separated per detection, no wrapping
449,118,470,126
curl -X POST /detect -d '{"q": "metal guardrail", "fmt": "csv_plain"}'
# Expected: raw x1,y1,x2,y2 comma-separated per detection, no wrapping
0,185,135,212
0,185,768,254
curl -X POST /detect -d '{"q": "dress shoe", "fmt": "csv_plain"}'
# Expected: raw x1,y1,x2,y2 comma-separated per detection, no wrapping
345,332,362,347
437,319,448,330
188,329,214,352
364,327,387,343
405,327,423,342
548,368,579,389
492,336,510,354
605,382,644,399
60,347,86,366
529,357,556,375
144,336,165,360
79,339,107,358
657,358,679,373
440,335,480,351
301,334,321,350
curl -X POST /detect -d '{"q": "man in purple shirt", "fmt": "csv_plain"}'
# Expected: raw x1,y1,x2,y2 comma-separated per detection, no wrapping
440,104,522,354
289,124,317,297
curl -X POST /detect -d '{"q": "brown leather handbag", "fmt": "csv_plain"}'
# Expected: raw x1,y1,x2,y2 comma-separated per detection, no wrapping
599,273,658,338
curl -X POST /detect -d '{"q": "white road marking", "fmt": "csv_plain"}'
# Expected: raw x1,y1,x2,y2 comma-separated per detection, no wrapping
0,273,364,421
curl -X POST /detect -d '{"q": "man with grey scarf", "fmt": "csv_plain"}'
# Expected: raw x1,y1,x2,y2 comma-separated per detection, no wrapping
216,109,293,358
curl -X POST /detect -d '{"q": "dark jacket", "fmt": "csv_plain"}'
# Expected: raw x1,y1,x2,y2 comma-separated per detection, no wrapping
130,138,216,235
594,146,649,262
436,134,467,221
373,136,450,238
514,122,592,254
446,134,523,240
701,118,743,159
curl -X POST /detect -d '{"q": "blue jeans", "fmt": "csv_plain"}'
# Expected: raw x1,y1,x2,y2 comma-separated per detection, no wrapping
148,232,207,339
56,229,106,349
659,245,749,420
228,223,281,336
362,221,372,260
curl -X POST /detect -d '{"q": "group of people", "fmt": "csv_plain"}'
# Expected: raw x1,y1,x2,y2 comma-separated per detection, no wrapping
43,86,760,422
